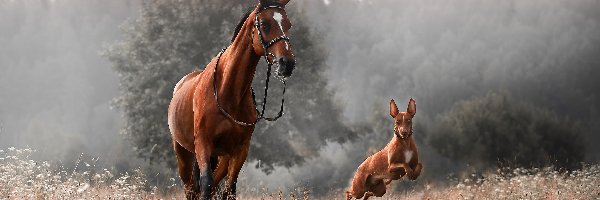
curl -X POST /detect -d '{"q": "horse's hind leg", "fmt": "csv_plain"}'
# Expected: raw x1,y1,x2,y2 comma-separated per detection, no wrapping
173,140,197,199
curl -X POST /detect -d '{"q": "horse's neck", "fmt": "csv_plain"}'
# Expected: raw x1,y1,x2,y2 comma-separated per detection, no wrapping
216,22,260,107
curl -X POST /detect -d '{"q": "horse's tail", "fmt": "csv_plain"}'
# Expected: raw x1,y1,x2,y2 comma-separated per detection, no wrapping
193,160,200,193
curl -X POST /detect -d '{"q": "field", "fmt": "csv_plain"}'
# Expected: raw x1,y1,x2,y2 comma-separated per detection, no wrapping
1,148,598,200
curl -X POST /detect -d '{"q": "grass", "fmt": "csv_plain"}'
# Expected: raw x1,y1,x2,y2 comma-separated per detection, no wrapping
388,166,600,200
1,148,598,199
0,148,161,199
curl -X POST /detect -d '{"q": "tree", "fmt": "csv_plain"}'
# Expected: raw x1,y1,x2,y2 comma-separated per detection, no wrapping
428,92,585,170
105,0,355,173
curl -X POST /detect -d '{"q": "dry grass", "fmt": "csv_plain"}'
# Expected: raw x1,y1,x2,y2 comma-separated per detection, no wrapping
0,148,163,199
2,148,599,199
377,166,600,200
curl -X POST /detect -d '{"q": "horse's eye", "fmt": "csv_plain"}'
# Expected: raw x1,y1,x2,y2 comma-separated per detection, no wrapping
261,21,270,32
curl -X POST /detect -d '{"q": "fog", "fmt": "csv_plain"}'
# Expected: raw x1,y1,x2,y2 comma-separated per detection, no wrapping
248,0,600,193
0,0,140,170
1,0,599,196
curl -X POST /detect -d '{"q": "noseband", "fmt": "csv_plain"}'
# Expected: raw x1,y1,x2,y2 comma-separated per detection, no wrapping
254,4,292,68
212,5,291,126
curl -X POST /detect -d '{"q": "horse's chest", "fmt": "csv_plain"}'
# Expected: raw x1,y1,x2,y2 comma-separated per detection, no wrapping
212,123,252,155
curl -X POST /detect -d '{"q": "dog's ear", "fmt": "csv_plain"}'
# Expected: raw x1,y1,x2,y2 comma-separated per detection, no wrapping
407,98,416,117
390,99,399,118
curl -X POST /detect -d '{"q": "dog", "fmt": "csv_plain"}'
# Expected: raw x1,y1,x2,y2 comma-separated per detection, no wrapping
346,98,423,200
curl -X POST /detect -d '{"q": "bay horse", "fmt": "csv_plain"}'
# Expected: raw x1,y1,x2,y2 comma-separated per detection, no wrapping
167,0,296,199
346,99,423,200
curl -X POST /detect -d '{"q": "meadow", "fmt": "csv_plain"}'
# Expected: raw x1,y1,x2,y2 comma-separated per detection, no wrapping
1,148,598,200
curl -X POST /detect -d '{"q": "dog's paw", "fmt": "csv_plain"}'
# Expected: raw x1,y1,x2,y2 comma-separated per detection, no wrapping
407,163,423,180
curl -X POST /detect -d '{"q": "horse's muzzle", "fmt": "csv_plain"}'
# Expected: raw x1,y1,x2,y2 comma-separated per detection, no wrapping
276,57,295,77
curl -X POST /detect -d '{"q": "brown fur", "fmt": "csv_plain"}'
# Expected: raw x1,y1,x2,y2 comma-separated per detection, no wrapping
167,1,295,199
346,98,423,200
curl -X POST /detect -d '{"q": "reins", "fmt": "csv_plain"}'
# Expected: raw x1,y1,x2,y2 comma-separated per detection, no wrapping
212,5,289,126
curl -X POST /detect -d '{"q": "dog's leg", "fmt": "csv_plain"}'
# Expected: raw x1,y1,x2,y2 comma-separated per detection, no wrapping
363,191,374,200
407,163,423,180
388,163,411,179
384,179,392,186
345,190,353,200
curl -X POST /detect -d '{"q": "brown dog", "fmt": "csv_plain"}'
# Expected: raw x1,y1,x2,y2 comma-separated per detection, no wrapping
346,98,423,200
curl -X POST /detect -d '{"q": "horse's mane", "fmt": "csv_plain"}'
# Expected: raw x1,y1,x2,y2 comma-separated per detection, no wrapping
231,8,254,43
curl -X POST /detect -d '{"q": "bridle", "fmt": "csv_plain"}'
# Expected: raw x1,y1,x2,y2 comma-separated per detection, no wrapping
254,4,292,71
212,4,292,126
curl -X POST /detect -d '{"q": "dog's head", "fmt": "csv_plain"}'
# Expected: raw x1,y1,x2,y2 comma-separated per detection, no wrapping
389,98,416,139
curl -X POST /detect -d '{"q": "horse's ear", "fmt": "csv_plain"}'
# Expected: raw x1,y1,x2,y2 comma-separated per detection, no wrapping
259,0,269,7
390,99,399,118
279,0,291,5
407,98,416,117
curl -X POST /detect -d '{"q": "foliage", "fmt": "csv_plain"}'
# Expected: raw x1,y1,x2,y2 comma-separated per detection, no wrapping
105,0,355,173
428,92,585,170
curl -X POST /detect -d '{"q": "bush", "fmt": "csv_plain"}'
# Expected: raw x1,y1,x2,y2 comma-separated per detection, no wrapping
428,92,585,170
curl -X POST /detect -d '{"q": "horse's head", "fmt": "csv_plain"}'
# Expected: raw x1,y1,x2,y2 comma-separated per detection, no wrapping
390,98,416,139
252,0,296,78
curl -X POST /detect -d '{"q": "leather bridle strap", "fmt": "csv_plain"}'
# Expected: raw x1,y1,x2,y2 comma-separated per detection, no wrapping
212,5,289,126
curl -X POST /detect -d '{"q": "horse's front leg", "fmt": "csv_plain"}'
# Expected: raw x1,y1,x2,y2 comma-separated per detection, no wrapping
194,137,214,200
222,142,250,200
211,155,230,194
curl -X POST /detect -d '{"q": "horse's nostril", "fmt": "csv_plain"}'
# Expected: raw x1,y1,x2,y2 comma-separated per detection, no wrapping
277,57,295,77
279,57,295,67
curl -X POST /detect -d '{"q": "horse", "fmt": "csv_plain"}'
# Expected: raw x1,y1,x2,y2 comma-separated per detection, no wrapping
346,98,423,200
167,0,296,199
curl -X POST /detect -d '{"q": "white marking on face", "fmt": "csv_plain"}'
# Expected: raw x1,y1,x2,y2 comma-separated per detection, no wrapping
404,150,413,163
272,11,289,50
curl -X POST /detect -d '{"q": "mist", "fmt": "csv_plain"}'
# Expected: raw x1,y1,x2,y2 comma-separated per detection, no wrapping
245,0,600,193
1,0,599,197
0,0,140,169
